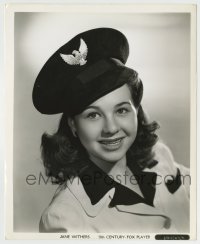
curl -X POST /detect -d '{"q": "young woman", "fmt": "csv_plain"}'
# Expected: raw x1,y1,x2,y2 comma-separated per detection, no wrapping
32,28,190,233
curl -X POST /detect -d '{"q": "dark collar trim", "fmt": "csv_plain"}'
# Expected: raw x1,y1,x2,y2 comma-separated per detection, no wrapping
79,159,157,207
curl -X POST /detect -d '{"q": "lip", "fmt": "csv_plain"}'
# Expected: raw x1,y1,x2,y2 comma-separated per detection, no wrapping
98,137,125,151
98,137,125,143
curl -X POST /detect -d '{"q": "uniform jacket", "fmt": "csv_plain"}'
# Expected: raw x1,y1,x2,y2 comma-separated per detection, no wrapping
39,142,190,233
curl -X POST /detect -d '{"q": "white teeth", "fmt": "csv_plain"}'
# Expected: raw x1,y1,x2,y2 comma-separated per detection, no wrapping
101,139,122,145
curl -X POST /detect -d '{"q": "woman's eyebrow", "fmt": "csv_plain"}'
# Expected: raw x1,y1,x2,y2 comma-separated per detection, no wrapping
115,101,132,107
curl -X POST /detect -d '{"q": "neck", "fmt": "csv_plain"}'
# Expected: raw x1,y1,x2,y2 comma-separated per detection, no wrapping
89,155,127,178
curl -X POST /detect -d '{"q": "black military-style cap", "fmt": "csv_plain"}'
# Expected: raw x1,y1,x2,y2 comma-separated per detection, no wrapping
32,28,140,116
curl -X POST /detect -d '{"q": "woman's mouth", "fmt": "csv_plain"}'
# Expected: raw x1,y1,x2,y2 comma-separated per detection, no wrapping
98,137,125,151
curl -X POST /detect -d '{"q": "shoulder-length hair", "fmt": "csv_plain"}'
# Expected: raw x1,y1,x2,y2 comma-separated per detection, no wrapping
41,77,160,184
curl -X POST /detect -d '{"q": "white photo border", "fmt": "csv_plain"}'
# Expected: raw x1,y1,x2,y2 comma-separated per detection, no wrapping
4,3,197,241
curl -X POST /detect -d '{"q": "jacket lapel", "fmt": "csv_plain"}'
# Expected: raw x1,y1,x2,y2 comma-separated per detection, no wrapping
66,176,115,217
65,176,170,221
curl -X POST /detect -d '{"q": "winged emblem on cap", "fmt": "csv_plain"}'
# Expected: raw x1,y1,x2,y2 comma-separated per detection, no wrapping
60,38,88,66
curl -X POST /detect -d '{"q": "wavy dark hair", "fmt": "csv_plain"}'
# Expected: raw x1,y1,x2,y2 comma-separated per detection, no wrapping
41,77,160,184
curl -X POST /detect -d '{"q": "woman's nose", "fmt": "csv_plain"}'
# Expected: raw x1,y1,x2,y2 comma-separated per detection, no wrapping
102,116,119,136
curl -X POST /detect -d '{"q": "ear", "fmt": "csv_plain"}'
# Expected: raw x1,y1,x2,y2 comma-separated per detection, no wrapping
67,117,77,137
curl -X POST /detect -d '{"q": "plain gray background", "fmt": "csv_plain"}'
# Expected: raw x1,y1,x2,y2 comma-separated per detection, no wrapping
13,12,191,232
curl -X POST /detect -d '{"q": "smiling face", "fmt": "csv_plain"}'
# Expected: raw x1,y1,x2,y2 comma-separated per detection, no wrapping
68,84,138,166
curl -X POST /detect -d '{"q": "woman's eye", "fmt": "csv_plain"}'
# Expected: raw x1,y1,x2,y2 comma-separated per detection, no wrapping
117,108,129,115
87,112,100,119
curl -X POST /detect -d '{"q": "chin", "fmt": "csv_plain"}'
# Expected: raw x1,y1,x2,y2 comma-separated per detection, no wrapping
97,150,127,163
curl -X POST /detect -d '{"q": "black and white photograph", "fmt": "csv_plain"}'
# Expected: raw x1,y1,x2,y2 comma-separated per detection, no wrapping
5,3,197,240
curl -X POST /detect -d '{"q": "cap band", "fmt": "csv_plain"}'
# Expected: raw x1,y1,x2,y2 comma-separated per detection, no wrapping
77,59,112,84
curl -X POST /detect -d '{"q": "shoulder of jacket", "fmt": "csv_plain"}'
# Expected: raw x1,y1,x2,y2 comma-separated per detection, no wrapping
153,141,174,161
152,141,190,176
39,179,86,232
148,141,177,176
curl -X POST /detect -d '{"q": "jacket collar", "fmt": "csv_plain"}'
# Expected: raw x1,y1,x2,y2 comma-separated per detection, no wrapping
77,157,157,207
65,171,169,220
65,176,115,217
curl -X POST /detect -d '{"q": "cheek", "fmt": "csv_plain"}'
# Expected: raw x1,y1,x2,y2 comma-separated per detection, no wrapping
121,114,138,136
75,120,102,143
